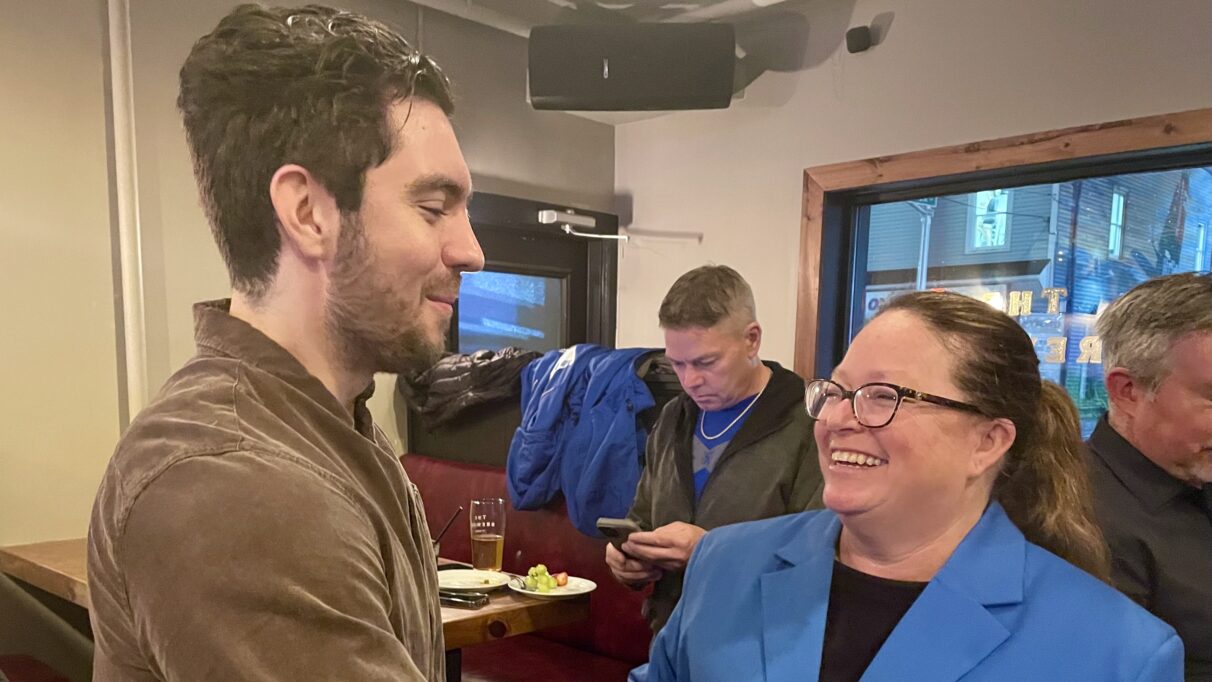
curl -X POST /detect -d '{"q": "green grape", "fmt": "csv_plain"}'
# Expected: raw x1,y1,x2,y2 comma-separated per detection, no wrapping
524,563,560,591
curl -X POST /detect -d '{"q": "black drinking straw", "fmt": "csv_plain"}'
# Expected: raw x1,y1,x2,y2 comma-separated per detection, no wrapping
434,506,463,546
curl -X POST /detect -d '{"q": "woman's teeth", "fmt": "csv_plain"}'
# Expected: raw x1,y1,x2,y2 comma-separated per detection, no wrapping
830,451,886,467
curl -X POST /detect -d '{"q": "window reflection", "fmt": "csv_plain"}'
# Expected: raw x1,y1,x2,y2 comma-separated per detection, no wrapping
457,270,566,354
856,167,1212,436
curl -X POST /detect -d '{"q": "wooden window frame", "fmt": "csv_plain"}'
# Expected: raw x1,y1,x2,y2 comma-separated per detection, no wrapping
794,108,1212,378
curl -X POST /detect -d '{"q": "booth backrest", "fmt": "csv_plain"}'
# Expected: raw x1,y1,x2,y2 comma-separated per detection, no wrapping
402,454,652,665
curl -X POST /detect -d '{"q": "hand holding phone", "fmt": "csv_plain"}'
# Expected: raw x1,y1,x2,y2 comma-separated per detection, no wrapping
597,517,643,550
614,521,707,572
601,517,661,587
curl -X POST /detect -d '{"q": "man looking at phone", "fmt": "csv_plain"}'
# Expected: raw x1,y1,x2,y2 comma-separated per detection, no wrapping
605,265,823,633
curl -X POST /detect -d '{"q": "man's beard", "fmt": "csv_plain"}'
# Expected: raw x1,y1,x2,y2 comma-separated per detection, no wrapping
325,213,454,382
1187,451,1212,485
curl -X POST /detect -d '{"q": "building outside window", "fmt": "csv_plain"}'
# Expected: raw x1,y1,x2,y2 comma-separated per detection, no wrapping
967,188,1012,252
856,166,1212,436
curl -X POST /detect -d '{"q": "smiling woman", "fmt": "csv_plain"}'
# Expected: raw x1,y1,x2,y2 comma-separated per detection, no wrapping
631,290,1184,682
818,291,1108,579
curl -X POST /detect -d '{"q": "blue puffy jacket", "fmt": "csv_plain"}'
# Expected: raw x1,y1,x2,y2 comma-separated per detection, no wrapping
506,345,657,536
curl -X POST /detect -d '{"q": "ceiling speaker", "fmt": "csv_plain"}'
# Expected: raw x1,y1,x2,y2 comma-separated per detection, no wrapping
528,24,736,111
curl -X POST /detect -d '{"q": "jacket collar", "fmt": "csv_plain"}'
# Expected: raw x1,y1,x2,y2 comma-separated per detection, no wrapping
728,361,805,453
760,504,1021,681
928,503,1025,606
672,361,804,451
192,299,376,436
1087,414,1194,511
759,512,838,680
665,361,805,515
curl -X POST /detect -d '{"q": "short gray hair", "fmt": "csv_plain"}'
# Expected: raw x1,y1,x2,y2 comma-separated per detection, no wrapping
1097,273,1212,391
659,265,757,330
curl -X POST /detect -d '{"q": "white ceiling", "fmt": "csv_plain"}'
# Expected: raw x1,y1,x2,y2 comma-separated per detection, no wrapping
475,0,788,24
411,0,795,37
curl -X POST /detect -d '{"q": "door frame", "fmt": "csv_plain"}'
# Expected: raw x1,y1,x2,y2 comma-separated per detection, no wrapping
464,192,619,349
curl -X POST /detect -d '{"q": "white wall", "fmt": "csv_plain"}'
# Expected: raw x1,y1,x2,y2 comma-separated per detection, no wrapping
0,0,118,547
614,0,1212,365
0,1,114,676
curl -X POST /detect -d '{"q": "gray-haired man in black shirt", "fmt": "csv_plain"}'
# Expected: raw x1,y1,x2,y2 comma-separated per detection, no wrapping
1087,272,1212,680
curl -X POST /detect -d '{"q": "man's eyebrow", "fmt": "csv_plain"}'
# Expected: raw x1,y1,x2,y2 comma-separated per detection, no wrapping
670,353,717,364
406,174,471,202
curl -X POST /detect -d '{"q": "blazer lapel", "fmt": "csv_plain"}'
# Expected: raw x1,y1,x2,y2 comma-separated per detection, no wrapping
860,581,1009,682
760,513,840,681
861,504,1024,682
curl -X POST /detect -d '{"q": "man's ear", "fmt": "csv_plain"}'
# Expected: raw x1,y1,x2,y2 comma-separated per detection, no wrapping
970,417,1016,480
268,164,342,262
744,321,762,358
1104,367,1145,419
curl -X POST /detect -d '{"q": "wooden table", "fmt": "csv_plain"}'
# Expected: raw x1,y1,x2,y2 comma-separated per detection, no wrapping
1,539,589,654
0,538,89,609
439,582,589,650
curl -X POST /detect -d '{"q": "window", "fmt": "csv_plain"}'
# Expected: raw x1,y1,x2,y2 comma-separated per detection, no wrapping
457,270,567,354
966,188,1012,252
1108,189,1126,258
441,191,619,356
854,166,1209,436
797,110,1212,442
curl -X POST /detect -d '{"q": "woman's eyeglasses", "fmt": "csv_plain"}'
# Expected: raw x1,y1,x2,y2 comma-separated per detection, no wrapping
804,379,986,429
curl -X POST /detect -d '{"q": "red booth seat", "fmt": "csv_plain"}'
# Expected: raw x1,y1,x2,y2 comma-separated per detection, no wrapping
402,454,652,681
0,656,70,682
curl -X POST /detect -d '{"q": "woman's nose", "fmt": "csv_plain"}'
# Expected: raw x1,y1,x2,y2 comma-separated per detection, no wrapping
818,398,860,431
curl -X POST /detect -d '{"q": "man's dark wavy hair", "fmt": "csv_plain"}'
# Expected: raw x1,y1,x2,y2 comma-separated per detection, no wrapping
178,4,454,297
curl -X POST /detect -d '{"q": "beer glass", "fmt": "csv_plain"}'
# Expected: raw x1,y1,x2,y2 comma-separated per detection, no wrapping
469,498,505,571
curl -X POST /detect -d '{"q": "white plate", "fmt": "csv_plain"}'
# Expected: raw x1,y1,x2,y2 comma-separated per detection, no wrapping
438,569,510,592
508,575,597,599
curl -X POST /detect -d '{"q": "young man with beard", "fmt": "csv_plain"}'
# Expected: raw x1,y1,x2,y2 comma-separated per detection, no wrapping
87,6,483,680
606,265,823,633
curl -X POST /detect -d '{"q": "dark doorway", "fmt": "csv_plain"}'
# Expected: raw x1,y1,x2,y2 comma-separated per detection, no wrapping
407,193,621,466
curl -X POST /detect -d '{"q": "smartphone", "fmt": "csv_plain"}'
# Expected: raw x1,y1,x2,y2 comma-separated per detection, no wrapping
438,591,489,609
597,517,643,551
